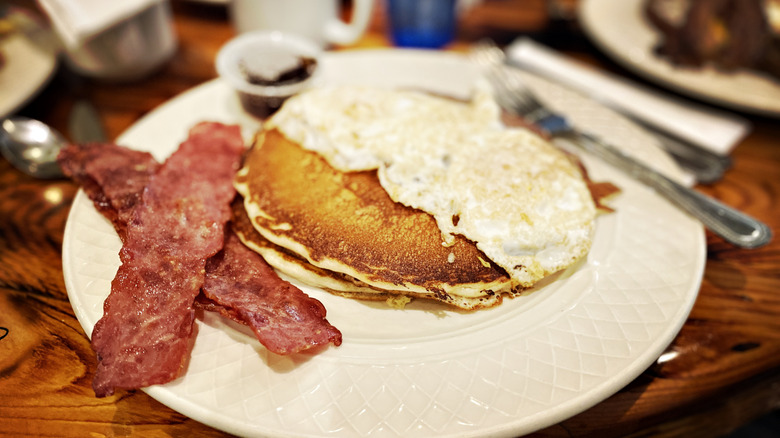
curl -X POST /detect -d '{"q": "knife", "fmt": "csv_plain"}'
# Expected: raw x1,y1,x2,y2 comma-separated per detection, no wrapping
614,110,732,184
68,100,108,143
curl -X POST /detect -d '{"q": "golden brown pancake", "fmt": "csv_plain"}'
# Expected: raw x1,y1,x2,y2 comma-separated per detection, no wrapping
231,197,385,296
234,129,515,309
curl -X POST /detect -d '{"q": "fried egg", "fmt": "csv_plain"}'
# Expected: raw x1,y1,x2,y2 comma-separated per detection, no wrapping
267,84,596,288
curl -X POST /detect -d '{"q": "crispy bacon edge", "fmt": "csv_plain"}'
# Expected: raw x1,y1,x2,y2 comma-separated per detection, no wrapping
58,123,342,397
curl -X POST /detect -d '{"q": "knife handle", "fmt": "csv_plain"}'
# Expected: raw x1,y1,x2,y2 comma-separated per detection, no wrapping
576,132,772,249
621,114,732,185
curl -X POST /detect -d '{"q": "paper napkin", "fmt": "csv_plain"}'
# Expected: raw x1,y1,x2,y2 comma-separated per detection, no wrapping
37,0,162,50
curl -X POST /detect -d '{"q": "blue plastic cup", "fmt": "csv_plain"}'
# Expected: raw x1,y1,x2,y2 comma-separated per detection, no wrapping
387,0,457,49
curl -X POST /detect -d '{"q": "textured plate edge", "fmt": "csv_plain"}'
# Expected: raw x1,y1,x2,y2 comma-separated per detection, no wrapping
60,49,709,438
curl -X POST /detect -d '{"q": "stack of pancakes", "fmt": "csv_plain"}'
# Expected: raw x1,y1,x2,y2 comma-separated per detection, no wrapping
233,85,605,310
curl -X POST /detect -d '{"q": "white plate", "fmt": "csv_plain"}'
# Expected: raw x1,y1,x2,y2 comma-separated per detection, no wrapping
62,49,705,437
579,0,780,117
0,8,59,117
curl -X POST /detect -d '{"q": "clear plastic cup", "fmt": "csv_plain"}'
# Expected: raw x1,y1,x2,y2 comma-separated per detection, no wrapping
387,0,457,49
216,31,321,118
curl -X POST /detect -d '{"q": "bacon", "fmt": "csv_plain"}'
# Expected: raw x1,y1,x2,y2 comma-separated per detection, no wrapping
203,231,342,355
61,122,342,397
58,143,159,239
90,122,244,397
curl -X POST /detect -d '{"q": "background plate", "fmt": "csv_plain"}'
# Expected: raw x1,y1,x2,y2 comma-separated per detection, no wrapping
62,49,706,437
579,0,780,117
0,7,58,117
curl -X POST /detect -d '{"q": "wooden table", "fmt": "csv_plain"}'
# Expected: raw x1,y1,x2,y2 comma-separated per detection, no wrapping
2,1,778,436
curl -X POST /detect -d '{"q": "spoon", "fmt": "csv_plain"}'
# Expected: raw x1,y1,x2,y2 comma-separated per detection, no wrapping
0,117,66,179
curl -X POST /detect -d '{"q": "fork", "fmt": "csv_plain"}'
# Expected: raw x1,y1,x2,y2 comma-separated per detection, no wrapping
470,43,772,249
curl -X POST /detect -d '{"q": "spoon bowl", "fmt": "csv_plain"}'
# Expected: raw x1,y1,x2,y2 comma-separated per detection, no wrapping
0,117,67,179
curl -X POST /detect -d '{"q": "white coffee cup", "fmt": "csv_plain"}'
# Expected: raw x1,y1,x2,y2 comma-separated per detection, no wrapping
230,0,374,47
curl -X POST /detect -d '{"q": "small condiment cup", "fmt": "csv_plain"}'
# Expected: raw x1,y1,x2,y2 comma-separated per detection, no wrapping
216,31,321,118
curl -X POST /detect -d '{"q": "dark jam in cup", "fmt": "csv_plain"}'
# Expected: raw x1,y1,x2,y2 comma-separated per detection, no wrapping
237,55,317,118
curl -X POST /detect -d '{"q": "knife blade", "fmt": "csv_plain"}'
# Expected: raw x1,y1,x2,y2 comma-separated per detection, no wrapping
614,110,732,184
68,100,107,143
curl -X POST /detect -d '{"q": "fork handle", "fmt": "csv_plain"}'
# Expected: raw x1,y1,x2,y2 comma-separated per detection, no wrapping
575,132,772,249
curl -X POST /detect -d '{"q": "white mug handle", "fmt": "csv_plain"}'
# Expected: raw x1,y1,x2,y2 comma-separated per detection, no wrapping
324,0,374,44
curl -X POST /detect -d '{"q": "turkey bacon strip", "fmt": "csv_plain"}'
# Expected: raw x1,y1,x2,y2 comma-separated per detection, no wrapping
89,122,244,397
58,142,159,240
59,123,342,397
203,230,342,355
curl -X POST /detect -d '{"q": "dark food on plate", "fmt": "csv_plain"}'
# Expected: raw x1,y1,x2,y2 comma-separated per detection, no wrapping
645,0,780,79
237,54,319,118
59,122,342,397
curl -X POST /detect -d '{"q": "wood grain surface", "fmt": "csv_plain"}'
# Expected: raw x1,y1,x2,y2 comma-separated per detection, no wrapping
1,0,778,436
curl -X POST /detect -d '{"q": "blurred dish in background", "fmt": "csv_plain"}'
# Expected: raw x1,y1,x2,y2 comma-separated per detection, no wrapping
579,0,780,117
229,0,373,48
0,6,59,117
645,0,780,81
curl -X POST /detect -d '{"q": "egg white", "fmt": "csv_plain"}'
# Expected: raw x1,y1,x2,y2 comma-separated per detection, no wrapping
267,84,597,288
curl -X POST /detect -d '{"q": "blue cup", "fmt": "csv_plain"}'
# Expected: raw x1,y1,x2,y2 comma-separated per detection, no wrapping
387,0,457,49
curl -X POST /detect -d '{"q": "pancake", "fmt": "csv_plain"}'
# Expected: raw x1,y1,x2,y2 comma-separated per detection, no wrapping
234,129,514,310
266,85,597,289
232,197,499,309
230,196,385,296
235,85,604,310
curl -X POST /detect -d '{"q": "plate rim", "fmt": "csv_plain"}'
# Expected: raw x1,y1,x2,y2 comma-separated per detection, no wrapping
62,48,707,437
